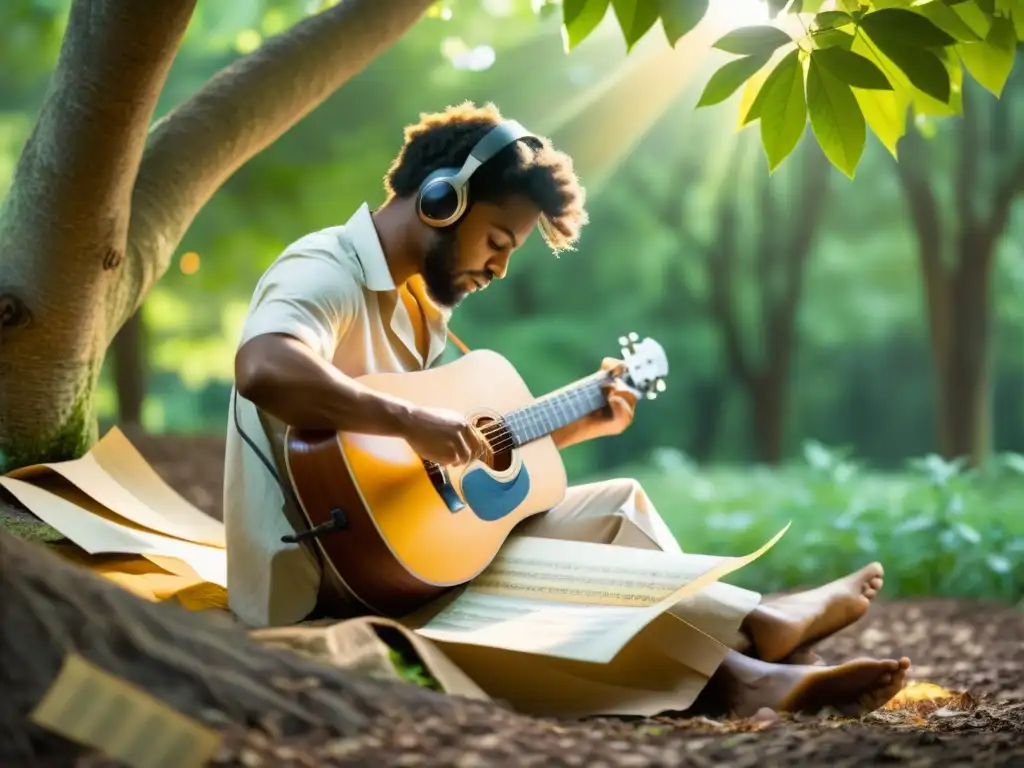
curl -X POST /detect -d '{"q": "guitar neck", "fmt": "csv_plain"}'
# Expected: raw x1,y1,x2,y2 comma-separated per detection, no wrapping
503,371,612,447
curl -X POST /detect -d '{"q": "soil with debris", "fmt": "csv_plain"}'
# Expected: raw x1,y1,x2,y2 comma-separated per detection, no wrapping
11,432,1024,766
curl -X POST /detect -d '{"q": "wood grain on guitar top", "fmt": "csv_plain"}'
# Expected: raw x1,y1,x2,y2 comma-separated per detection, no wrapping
284,349,569,618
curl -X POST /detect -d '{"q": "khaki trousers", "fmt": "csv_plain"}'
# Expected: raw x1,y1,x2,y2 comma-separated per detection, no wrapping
315,477,763,716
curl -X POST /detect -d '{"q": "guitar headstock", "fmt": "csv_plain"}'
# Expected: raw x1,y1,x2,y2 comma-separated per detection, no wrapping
618,332,668,400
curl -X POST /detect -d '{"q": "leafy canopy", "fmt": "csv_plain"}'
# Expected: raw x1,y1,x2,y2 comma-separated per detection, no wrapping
559,0,1023,178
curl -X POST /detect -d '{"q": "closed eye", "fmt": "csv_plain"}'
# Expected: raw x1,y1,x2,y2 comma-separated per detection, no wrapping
487,238,505,252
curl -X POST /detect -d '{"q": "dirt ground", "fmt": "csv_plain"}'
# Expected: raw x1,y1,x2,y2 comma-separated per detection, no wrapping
25,433,1024,764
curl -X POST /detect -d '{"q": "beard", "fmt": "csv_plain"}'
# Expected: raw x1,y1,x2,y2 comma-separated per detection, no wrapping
421,228,467,309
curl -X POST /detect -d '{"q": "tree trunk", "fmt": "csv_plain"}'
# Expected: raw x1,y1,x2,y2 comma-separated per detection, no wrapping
0,0,434,473
687,379,726,464
896,83,1022,465
111,308,147,428
749,373,786,464
0,0,197,473
942,232,996,464
0,528,473,766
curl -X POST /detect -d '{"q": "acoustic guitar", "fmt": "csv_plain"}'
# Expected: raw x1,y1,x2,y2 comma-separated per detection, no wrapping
284,333,669,618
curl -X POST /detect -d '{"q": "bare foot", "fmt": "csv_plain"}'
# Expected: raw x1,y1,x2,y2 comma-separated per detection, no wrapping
781,646,826,666
744,563,884,662
720,652,910,718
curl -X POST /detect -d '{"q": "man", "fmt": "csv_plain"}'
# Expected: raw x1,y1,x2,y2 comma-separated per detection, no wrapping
225,102,909,717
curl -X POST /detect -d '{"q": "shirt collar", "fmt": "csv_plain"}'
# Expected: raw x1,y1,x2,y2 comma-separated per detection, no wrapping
346,202,396,292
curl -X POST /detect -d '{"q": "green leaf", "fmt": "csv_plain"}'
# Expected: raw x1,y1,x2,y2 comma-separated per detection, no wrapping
807,51,866,177
658,0,710,46
813,28,856,49
814,45,894,89
697,52,773,107
958,17,1017,95
859,8,958,48
740,49,800,124
759,49,808,172
562,0,611,50
865,33,952,102
611,0,659,50
814,10,854,30
713,25,794,56
910,45,962,113
914,0,984,41
986,553,1012,574
950,0,994,38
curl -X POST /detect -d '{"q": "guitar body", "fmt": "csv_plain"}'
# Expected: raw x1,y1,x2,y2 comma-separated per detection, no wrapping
284,349,568,618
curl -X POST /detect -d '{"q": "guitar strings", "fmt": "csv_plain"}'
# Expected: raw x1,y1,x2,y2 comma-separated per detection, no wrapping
464,373,612,456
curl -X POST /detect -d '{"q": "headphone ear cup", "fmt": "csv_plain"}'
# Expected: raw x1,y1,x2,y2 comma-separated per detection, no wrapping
417,169,465,226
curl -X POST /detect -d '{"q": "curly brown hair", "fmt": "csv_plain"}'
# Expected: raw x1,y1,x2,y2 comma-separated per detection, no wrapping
384,102,589,254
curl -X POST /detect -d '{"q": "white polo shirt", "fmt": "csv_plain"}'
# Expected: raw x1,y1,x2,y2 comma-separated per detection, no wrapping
223,203,451,628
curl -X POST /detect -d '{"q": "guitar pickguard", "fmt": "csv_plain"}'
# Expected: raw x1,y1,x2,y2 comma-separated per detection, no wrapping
458,465,532,522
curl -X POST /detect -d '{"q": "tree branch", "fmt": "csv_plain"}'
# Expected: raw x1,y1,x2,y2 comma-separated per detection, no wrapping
895,131,949,328
0,0,196,339
118,0,436,331
955,84,980,232
773,147,831,346
755,168,779,350
708,189,755,389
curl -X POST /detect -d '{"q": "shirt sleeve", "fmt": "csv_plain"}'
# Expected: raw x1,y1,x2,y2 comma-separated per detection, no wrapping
238,249,363,362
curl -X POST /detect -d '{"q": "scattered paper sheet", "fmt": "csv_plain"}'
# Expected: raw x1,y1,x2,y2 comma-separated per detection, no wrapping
30,652,222,768
251,616,490,702
0,475,227,588
414,525,787,664
6,427,225,548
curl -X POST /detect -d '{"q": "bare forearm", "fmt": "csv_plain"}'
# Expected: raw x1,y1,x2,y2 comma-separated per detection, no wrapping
235,334,414,434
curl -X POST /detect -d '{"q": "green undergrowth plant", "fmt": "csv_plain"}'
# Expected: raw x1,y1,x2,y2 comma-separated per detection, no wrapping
617,442,1024,603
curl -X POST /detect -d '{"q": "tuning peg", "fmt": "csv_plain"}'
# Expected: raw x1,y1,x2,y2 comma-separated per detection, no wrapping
627,332,639,342
618,336,629,347
646,391,657,400
655,379,667,393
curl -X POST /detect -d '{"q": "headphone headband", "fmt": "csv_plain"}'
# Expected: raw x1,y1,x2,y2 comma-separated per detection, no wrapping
451,120,532,184
416,119,537,228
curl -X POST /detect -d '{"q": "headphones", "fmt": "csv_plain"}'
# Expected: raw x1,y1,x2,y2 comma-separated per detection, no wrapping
416,120,536,228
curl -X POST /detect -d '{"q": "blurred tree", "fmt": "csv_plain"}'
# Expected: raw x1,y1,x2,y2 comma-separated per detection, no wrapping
893,68,1024,466
638,139,832,463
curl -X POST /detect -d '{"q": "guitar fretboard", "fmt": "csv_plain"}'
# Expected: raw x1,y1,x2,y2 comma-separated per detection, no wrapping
503,371,611,447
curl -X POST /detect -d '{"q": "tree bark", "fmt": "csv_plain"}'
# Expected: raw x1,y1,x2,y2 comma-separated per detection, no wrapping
0,528,466,766
0,0,197,472
0,0,434,473
111,308,148,427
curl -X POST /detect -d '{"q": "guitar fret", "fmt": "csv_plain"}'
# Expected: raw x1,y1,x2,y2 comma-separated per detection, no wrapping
504,372,609,448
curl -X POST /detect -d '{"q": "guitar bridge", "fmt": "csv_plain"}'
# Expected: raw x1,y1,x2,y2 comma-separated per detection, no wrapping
424,462,466,513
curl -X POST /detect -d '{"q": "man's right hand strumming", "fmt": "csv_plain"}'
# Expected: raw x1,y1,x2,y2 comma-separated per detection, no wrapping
400,406,488,466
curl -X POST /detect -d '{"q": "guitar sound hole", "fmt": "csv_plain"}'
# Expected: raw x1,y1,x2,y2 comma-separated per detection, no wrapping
473,415,514,472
